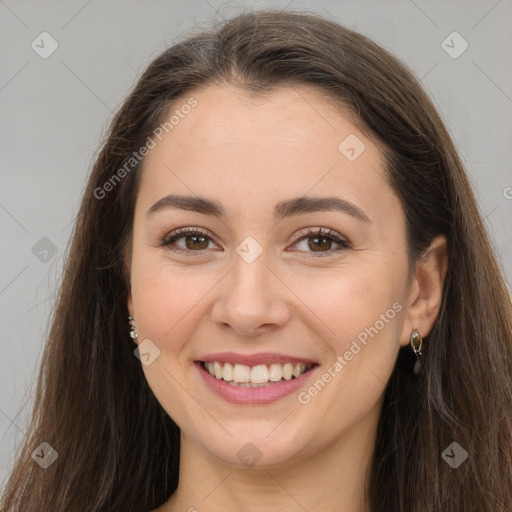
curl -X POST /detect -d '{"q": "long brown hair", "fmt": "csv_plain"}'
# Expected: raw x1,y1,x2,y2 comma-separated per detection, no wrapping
2,9,511,512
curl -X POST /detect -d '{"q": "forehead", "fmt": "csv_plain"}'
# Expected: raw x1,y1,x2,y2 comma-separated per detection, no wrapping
155,83,369,160
137,84,397,225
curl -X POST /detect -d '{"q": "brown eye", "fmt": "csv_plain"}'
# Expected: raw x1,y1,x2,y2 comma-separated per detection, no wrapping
290,227,350,256
183,234,209,250
308,235,334,252
160,228,217,254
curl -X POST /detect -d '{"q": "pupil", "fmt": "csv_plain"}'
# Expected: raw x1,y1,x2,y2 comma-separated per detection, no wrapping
186,235,208,250
310,236,330,252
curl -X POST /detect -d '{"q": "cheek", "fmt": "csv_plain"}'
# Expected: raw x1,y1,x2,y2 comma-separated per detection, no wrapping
130,253,218,349
292,266,403,345
288,265,406,408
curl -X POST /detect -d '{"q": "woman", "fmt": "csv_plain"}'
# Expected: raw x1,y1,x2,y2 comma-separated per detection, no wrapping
1,8,511,512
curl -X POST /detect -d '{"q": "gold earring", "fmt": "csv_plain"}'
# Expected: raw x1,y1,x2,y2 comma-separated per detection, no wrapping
410,328,423,375
128,316,138,341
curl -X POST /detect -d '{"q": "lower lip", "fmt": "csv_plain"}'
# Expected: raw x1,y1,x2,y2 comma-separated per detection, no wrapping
195,362,318,404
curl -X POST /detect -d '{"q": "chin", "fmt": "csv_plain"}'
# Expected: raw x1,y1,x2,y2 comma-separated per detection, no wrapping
192,421,315,469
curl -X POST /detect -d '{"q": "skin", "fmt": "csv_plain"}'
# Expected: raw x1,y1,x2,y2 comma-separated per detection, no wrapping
126,84,447,512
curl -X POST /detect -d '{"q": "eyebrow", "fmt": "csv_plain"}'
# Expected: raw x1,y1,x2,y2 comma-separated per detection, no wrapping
146,194,371,223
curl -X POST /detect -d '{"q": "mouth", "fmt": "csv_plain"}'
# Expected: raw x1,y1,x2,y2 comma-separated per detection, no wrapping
200,360,315,387
194,356,319,404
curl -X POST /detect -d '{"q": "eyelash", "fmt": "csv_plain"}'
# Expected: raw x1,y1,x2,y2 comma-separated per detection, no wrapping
159,227,351,257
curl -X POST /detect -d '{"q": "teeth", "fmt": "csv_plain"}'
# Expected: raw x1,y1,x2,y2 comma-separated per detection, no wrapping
222,362,234,381
214,361,223,379
233,364,250,383
282,363,293,380
293,363,303,378
269,363,282,381
203,361,312,384
250,365,269,383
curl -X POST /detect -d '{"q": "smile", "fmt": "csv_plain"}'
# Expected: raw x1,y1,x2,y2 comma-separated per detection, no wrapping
202,361,314,386
194,355,319,404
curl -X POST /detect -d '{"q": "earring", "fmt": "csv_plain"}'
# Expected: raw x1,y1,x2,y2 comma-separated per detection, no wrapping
128,316,138,341
410,328,423,375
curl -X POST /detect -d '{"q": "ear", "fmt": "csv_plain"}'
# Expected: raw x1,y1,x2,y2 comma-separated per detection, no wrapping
400,235,448,347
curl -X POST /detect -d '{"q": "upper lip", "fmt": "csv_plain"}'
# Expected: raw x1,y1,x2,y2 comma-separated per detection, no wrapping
196,352,317,366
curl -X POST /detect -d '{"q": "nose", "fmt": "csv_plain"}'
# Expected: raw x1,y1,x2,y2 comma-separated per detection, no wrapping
210,252,291,338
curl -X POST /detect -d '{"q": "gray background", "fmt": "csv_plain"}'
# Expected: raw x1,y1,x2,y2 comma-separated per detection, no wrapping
1,0,511,487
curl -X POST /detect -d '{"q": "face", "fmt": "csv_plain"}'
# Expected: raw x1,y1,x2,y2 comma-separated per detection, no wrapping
127,84,414,467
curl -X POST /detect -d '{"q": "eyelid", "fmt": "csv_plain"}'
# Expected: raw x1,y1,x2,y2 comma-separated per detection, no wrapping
159,229,219,257
160,226,216,245
290,227,346,243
